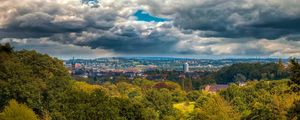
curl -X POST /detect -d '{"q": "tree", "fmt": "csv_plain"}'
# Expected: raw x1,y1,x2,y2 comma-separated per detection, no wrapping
278,59,286,73
0,99,39,120
190,95,240,120
0,43,13,54
140,108,159,120
0,58,45,112
289,58,300,85
234,74,246,84
287,100,300,120
142,89,179,119
288,58,300,92
185,78,193,92
0,43,14,62
215,62,289,84
187,91,203,101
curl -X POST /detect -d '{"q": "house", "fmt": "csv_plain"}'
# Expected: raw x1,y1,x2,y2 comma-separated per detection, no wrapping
203,84,228,93
238,82,246,86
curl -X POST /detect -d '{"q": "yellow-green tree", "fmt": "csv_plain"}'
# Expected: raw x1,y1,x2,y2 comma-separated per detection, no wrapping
0,99,39,120
189,95,240,120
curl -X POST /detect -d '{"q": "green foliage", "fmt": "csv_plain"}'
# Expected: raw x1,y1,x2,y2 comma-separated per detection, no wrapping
51,89,122,120
0,43,13,54
289,58,300,85
189,95,240,120
181,78,193,92
287,100,300,120
187,91,203,101
0,99,39,120
140,107,159,120
215,62,289,84
220,80,299,119
287,58,300,119
116,82,142,98
73,81,102,94
132,78,155,88
142,88,182,119
0,49,73,117
0,44,300,120
234,74,246,84
173,102,195,114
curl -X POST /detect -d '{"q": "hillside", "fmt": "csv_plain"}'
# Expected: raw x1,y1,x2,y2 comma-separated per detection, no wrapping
0,44,300,120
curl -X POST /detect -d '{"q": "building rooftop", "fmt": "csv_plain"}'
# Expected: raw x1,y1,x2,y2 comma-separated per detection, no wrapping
203,84,229,93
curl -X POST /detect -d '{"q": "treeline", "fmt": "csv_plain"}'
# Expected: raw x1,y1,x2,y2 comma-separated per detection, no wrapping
143,70,215,90
215,61,289,84
144,61,289,89
0,43,300,120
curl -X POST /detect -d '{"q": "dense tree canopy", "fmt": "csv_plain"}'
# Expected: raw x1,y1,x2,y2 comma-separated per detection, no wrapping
289,58,300,88
215,62,289,84
0,43,299,119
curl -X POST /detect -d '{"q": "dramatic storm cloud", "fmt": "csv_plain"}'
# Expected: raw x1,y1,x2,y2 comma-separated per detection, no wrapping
0,37,116,59
138,0,300,39
0,0,300,58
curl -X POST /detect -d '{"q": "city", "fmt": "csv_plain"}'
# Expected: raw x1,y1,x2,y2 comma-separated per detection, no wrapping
65,57,288,87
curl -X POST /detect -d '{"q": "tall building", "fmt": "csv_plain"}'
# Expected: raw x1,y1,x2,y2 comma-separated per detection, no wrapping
183,62,189,73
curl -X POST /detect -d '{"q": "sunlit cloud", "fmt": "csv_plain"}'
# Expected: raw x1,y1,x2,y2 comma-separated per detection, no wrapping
0,0,300,58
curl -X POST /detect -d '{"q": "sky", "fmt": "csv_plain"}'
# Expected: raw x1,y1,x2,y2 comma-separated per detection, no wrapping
0,0,300,59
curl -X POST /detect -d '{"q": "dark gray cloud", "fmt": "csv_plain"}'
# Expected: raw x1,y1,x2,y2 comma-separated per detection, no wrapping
0,0,117,39
1,0,300,58
46,22,181,54
286,34,300,41
140,0,300,39
87,30,179,54
0,37,115,59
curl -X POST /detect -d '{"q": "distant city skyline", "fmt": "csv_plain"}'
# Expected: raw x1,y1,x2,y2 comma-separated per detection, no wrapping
1,0,300,58
60,55,289,61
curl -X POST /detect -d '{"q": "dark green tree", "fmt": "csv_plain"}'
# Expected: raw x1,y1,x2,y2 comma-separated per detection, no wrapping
234,74,246,84
288,58,300,92
287,100,300,120
289,58,300,85
0,43,13,54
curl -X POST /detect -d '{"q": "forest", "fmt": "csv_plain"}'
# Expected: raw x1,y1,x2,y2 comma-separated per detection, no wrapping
0,43,300,120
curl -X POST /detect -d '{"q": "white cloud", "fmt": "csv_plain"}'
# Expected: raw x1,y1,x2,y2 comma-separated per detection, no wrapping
0,0,300,58
0,37,116,59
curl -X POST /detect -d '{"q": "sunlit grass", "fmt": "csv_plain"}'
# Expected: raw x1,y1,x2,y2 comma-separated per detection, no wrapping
173,102,195,114
73,81,102,93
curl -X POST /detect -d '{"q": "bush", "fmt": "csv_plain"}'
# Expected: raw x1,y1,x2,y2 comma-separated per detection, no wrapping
0,99,39,120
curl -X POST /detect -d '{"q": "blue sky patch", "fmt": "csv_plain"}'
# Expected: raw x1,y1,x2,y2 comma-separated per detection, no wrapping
133,10,168,22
